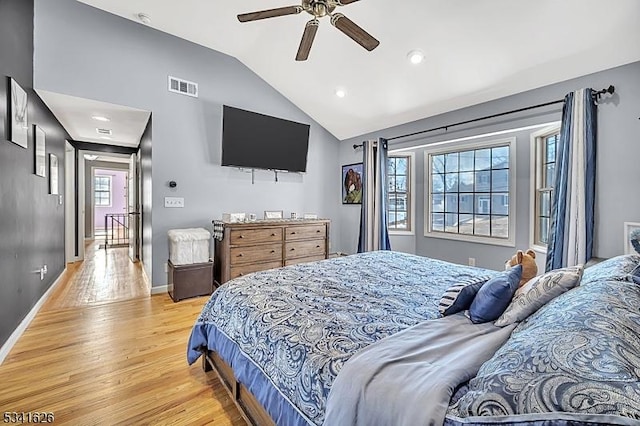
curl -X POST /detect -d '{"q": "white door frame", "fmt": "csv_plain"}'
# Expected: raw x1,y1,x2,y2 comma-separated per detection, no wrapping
64,141,79,263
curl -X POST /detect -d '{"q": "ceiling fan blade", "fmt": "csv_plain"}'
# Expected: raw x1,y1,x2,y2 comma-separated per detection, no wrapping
238,6,303,23
330,13,379,51
336,0,361,4
296,19,319,61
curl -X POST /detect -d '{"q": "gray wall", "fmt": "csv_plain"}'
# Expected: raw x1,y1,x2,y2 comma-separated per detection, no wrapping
339,61,640,270
34,0,340,287
0,0,70,347
84,160,129,238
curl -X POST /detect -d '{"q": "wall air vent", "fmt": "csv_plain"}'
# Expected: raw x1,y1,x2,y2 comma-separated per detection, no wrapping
96,128,112,135
168,76,198,98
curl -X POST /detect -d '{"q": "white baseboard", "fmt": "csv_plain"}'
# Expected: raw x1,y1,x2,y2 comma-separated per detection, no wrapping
150,285,168,295
0,268,67,366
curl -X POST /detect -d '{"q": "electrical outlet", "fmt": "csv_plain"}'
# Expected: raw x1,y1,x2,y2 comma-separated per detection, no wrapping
164,263,168,273
43,265,47,274
164,197,184,208
468,257,476,267
39,267,45,281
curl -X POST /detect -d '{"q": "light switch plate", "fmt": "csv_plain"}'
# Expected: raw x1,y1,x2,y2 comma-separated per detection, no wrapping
164,197,184,208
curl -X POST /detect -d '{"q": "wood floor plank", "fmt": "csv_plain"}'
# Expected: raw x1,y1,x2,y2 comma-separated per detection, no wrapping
0,243,245,425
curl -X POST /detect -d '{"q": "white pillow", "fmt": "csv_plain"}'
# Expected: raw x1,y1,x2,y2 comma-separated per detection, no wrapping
494,265,584,327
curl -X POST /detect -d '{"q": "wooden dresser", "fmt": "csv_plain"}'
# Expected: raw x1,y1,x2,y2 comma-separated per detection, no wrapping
214,219,330,286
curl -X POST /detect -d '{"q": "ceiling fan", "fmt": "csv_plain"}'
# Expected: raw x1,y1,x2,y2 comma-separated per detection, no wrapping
238,0,380,61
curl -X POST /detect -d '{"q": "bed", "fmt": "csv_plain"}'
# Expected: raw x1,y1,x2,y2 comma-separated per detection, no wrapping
187,251,640,426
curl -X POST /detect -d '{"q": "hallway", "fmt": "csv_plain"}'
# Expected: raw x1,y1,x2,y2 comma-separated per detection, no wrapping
44,240,149,311
0,242,244,425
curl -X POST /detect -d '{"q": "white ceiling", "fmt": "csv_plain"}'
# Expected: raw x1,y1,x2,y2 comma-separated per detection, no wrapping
76,0,640,140
37,90,151,147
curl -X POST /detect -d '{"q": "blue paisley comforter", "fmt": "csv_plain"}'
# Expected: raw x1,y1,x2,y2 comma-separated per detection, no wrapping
446,254,640,426
187,251,497,426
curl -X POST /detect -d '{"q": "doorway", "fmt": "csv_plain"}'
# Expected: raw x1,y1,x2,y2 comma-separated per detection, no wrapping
90,165,129,247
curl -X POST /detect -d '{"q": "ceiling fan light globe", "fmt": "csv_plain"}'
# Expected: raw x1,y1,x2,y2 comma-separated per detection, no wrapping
408,50,424,64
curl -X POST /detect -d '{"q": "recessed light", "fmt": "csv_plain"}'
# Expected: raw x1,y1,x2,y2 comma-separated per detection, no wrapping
137,12,152,25
407,50,425,65
84,154,98,161
335,88,346,98
92,115,111,122
100,136,112,140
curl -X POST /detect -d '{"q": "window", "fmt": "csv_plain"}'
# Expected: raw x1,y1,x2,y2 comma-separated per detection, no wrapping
388,154,412,232
425,138,515,246
531,125,560,249
94,175,112,207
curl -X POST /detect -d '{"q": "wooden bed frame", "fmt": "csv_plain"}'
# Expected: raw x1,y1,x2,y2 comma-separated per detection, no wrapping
203,349,276,426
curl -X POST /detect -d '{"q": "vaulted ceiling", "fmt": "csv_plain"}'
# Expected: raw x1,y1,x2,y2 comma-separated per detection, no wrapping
76,0,640,140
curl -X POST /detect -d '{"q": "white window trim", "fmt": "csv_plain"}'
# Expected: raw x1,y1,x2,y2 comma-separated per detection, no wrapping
424,137,516,247
94,174,113,208
529,123,561,254
389,152,415,236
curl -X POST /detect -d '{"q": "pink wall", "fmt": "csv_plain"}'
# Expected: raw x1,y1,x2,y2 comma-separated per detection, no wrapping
94,168,128,230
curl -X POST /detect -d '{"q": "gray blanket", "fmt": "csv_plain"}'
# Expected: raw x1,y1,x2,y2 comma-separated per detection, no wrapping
323,313,516,426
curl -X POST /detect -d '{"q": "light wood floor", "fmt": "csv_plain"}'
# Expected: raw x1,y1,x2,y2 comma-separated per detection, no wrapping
43,240,150,311
0,244,245,425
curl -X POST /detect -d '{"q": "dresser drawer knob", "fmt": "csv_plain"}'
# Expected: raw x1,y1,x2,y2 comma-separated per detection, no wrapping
316,245,321,248
316,229,321,233
290,248,295,251
238,235,245,239
271,250,276,253
238,273,244,276
271,233,276,237
291,231,296,235
237,253,244,257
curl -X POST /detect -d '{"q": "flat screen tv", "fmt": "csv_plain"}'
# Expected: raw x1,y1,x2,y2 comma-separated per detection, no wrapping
221,105,310,172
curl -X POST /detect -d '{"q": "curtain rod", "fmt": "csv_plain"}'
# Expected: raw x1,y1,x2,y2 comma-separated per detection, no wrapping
353,85,614,149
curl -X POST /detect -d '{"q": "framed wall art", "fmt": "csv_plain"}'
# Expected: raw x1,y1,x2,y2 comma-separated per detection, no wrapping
8,77,29,149
34,125,46,177
49,154,59,195
342,163,363,204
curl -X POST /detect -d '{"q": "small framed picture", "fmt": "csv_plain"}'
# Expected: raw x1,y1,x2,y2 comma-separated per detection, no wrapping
49,154,59,195
624,222,640,255
34,125,46,177
303,213,318,220
342,163,363,204
8,77,29,149
264,210,283,220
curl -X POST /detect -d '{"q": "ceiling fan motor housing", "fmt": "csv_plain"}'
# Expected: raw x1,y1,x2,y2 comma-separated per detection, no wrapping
303,0,336,18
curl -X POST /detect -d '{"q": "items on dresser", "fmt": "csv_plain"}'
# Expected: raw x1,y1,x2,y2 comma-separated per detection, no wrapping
167,228,213,302
222,212,246,223
214,219,330,286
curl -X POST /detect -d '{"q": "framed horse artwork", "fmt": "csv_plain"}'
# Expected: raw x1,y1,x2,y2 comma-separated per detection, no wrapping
342,163,363,204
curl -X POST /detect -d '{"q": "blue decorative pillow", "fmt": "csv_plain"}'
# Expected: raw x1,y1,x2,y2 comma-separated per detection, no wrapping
468,265,522,324
630,264,640,285
438,276,493,316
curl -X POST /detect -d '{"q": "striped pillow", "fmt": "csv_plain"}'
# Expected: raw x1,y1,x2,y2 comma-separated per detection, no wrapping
438,276,493,316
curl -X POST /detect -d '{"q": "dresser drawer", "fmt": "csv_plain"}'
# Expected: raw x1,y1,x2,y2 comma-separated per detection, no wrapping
285,255,326,267
230,227,283,245
230,261,282,279
285,224,326,241
285,239,326,260
230,243,282,265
